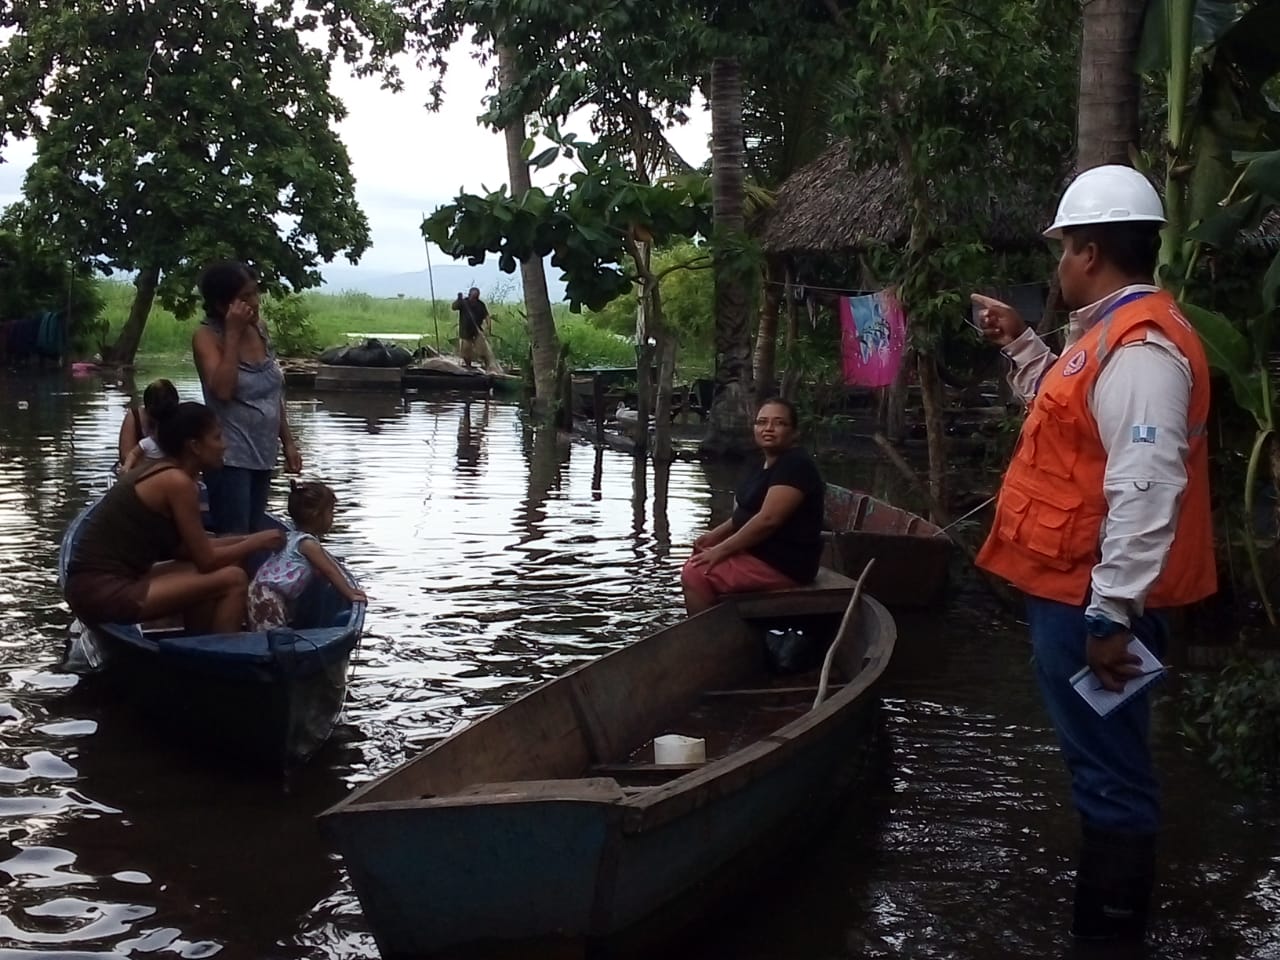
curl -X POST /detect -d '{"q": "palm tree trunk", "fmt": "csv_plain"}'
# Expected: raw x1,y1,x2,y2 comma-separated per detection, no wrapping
103,265,159,366
702,57,754,456
498,47,560,418
1076,0,1145,169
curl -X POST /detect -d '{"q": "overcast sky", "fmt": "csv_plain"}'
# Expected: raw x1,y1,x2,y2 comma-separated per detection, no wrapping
0,44,711,276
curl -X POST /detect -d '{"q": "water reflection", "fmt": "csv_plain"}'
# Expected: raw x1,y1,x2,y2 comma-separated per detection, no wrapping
0,366,1278,959
455,399,490,469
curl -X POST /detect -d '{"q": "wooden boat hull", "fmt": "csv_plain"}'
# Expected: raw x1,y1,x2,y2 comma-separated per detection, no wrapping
78,627,355,764
823,483,951,608
58,501,365,765
603,682,878,935
327,716,879,958
321,583,895,957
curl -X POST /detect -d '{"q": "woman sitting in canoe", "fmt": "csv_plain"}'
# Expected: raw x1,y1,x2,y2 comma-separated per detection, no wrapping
681,397,824,614
65,402,284,633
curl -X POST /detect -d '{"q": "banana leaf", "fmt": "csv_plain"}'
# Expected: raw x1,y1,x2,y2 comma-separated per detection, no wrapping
1182,301,1268,425
1137,0,1240,73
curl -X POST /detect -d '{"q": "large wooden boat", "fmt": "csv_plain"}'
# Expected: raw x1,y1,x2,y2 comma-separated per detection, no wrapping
320,572,895,958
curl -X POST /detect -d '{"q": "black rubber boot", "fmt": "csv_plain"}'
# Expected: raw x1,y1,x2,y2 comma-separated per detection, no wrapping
1071,825,1156,942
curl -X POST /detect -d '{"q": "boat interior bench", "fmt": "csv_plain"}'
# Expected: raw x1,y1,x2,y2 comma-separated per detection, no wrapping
728,566,855,618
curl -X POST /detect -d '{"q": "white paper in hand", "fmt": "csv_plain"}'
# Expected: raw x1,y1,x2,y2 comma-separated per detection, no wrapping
1070,637,1166,718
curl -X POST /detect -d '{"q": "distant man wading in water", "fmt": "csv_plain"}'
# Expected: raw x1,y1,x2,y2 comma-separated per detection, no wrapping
451,288,499,373
973,165,1216,945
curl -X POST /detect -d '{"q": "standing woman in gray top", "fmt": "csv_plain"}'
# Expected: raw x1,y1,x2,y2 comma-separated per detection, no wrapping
192,261,302,534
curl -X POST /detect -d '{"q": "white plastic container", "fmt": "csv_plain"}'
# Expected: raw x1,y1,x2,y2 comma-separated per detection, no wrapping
653,734,706,765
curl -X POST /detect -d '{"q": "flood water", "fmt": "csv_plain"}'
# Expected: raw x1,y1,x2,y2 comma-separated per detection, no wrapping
2,365,1280,960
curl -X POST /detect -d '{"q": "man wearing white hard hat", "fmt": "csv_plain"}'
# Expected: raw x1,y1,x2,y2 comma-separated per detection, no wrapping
972,165,1216,943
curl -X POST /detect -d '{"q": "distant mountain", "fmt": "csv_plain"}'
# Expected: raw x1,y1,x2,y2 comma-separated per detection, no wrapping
319,259,567,303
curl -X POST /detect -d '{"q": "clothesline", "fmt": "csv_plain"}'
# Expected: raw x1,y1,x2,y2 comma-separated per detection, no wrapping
764,277,1073,340
761,278,874,296
833,284,1072,388
761,277,1049,297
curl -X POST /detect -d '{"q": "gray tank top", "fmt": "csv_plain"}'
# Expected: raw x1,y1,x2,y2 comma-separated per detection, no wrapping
197,316,284,471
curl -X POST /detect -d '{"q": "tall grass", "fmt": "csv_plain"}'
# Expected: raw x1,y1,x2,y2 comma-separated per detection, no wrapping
97,280,639,369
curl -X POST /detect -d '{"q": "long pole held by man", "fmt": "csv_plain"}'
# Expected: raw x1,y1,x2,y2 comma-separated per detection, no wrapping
451,287,501,374
972,165,1216,945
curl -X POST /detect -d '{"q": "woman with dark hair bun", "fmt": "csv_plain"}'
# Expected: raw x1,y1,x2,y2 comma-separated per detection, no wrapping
192,260,301,534
65,401,285,632
118,378,179,473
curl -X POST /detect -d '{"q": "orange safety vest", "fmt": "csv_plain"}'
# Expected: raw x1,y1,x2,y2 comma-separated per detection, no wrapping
976,289,1216,608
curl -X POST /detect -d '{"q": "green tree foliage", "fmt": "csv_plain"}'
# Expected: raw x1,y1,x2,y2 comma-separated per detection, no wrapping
262,292,320,358
406,0,846,451
423,136,713,312
408,0,701,156
590,240,715,356
0,0,396,363
835,0,1077,299
828,0,1077,503
0,210,104,350
1184,655,1280,788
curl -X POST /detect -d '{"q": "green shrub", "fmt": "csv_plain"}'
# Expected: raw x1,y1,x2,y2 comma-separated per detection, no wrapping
263,292,319,357
1183,656,1280,788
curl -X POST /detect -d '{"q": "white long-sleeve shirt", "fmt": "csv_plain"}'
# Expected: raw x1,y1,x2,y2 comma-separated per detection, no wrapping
1001,284,1193,627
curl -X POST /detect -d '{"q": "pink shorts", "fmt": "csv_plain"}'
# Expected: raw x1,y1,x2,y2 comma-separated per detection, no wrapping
681,551,799,602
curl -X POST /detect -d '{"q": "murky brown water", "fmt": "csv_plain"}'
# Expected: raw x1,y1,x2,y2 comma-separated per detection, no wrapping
2,365,1279,960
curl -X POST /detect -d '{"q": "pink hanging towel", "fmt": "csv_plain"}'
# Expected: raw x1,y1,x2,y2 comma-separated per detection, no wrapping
840,288,907,387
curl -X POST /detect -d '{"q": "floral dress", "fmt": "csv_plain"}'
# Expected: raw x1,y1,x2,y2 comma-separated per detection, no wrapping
247,530,317,631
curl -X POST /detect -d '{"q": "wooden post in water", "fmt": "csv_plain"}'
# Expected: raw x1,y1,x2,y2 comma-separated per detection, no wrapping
592,373,605,447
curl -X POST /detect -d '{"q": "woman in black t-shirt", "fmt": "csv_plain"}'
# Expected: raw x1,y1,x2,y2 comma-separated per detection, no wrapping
681,398,825,614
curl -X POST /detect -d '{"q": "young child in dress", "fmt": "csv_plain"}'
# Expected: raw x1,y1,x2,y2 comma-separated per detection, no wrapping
246,481,367,630
119,379,179,473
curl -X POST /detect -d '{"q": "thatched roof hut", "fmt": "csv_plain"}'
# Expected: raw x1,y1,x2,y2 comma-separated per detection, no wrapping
761,140,1280,260
759,140,1057,257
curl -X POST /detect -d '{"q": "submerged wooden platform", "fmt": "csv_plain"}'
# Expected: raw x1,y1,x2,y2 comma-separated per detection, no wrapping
280,359,522,394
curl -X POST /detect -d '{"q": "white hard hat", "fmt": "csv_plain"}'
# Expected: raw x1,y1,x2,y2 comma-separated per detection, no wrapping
1043,164,1166,239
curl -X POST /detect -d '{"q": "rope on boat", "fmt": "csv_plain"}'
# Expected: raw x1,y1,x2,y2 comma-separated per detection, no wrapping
813,558,876,710
932,495,997,537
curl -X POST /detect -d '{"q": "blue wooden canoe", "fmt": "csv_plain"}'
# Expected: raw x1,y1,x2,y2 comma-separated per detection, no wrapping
58,498,365,765
320,573,895,957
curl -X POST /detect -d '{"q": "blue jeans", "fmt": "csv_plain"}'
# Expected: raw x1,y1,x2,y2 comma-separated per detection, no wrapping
204,466,272,535
1025,596,1167,835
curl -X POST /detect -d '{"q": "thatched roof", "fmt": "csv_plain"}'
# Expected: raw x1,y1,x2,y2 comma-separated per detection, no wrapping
759,140,1057,256
760,140,1280,260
